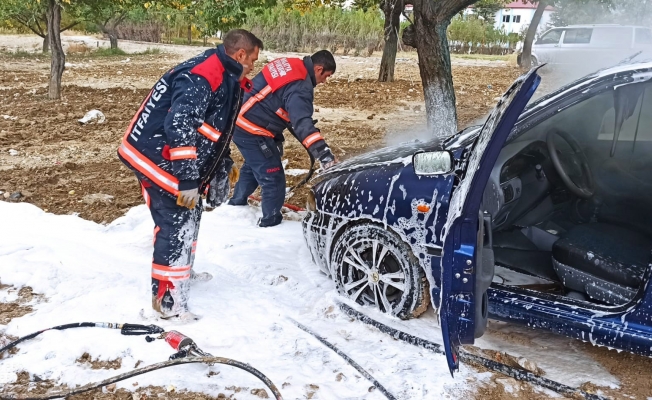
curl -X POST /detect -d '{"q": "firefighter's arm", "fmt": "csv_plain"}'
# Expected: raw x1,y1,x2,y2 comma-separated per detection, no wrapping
163,72,213,190
284,84,336,166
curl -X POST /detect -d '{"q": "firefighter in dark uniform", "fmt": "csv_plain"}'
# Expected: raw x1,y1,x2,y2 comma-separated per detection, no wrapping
228,50,338,227
118,29,263,320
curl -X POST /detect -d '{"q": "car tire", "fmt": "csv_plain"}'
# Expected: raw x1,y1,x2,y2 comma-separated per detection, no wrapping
517,54,538,67
330,224,430,320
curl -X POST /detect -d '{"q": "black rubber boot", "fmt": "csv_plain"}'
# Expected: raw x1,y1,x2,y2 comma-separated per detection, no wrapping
258,214,283,228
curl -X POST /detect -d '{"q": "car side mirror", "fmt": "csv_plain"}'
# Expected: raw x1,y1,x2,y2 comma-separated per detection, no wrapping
413,151,454,175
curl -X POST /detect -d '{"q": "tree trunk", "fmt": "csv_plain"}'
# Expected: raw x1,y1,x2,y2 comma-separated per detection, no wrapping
188,24,192,45
43,34,49,53
521,0,548,68
46,0,65,100
405,0,457,138
378,0,404,82
109,33,118,49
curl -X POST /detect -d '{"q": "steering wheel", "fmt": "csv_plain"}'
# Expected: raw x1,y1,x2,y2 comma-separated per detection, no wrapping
546,129,595,199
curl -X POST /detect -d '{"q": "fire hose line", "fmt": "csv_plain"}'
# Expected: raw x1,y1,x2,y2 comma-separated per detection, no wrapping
336,301,611,400
288,318,398,400
248,195,305,212
0,323,284,400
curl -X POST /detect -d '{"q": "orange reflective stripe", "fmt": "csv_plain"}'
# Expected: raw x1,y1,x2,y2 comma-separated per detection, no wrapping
239,85,272,115
302,132,323,148
169,146,197,160
236,116,275,138
119,141,179,195
152,263,191,282
153,226,160,245
198,123,221,142
141,183,150,207
191,241,197,254
276,108,290,122
120,89,180,196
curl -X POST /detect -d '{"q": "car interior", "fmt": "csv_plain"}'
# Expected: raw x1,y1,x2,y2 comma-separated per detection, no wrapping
482,81,652,307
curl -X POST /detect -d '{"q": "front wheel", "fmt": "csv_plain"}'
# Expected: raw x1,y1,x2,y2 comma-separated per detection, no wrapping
330,224,429,320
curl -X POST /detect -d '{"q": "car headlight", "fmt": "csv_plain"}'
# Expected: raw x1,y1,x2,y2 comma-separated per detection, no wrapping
306,190,317,212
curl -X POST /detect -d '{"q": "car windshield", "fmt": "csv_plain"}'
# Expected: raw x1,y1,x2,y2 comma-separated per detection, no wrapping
512,81,652,149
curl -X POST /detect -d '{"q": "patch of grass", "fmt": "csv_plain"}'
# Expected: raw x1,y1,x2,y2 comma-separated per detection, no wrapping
136,47,162,55
168,37,218,47
91,47,128,56
85,46,162,57
451,54,511,62
0,48,42,58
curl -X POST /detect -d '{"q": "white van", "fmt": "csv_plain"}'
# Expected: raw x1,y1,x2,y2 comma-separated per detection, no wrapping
522,25,652,70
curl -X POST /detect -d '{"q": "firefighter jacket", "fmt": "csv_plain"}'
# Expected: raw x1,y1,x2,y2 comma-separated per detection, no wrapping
118,44,251,197
234,56,334,163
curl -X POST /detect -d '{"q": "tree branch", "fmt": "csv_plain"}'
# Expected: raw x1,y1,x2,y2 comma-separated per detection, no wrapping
60,21,79,32
11,15,46,38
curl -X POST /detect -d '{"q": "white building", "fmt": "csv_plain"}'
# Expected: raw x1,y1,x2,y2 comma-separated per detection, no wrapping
467,1,555,35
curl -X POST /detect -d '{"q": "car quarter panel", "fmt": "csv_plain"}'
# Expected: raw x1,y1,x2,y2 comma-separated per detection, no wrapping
306,158,459,305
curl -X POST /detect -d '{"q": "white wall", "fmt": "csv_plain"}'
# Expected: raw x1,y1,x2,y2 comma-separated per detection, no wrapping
495,8,554,34
465,7,554,35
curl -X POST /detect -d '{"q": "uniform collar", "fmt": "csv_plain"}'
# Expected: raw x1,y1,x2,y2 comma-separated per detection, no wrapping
303,56,317,87
216,45,244,81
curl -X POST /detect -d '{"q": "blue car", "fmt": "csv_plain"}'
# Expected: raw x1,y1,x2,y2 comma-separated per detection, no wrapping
302,64,652,374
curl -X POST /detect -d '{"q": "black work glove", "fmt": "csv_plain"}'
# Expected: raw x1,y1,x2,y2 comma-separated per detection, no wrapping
206,157,235,208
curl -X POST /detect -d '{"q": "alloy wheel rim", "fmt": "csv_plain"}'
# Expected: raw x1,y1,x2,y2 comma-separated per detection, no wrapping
340,239,406,314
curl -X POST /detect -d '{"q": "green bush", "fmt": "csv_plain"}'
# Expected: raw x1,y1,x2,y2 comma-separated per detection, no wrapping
448,15,522,55
243,6,384,56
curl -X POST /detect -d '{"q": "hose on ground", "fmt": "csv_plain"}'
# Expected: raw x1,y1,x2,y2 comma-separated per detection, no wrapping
0,323,283,400
337,301,609,400
0,357,283,400
289,318,397,400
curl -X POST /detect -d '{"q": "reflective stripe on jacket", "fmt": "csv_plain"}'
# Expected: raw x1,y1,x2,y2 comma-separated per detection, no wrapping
118,45,251,196
234,56,331,161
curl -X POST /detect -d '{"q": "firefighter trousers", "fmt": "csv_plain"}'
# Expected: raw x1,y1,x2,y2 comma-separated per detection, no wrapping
140,179,202,316
229,132,285,227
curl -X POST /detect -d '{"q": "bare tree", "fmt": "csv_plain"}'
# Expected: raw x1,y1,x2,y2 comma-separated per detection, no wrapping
46,0,65,100
403,0,478,137
378,0,404,82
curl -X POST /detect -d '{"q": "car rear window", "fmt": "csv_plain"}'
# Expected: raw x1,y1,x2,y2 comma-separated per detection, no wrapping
635,28,652,44
563,28,593,44
591,27,633,46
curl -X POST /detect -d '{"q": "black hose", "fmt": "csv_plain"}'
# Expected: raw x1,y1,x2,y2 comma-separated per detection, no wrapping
0,323,282,400
0,356,283,400
289,318,397,400
337,301,610,400
0,323,163,356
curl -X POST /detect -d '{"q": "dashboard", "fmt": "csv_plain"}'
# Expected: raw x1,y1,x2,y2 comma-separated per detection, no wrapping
482,140,552,229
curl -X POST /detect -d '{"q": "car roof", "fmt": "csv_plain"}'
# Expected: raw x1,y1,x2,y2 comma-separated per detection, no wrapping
557,24,650,29
525,60,652,114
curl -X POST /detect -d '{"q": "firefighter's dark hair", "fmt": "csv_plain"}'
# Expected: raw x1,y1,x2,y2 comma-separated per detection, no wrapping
311,50,336,73
223,29,263,55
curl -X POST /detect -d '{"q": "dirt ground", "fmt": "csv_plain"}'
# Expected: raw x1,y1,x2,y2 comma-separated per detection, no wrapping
2,34,652,400
0,34,518,223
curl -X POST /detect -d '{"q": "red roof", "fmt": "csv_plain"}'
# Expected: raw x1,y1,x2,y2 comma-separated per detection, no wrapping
470,1,554,11
501,1,554,10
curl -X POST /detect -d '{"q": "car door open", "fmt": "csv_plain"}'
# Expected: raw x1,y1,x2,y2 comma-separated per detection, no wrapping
439,67,542,375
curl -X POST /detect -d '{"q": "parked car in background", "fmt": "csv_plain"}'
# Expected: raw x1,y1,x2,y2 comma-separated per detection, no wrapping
302,62,652,374
518,25,652,75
